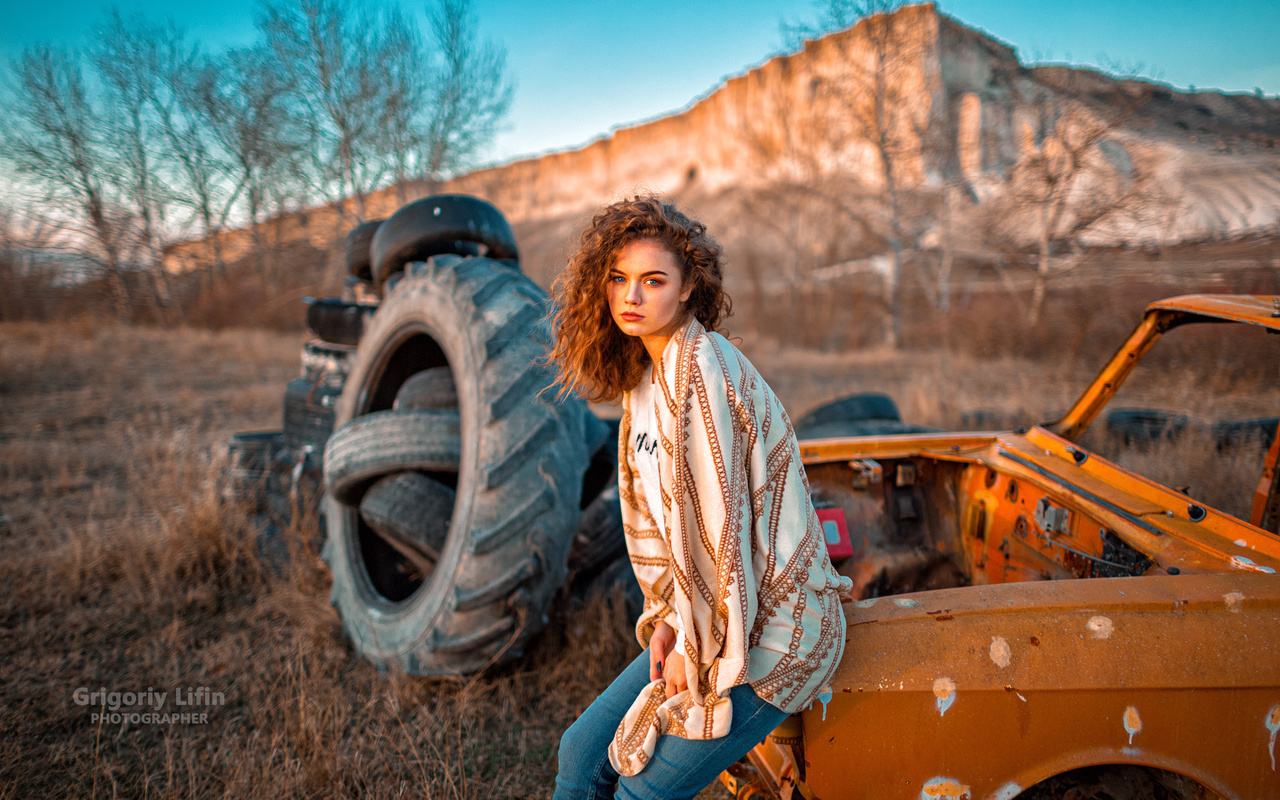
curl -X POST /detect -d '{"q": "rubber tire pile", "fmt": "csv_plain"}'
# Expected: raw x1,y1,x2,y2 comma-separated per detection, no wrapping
318,196,636,676
322,250,638,675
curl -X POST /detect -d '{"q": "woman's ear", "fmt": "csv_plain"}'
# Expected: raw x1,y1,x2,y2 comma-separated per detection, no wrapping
679,280,693,304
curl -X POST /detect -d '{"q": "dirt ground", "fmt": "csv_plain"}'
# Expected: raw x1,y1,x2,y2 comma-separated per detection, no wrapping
2,317,1276,798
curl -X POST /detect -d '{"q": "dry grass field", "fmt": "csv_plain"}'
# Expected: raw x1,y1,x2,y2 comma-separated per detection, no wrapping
2,312,1277,798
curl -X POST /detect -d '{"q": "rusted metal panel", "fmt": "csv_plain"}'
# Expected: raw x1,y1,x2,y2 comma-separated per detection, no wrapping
801,425,1280,579
798,432,1001,465
761,295,1280,799
1147,295,1280,329
1052,295,1280,441
804,573,1280,799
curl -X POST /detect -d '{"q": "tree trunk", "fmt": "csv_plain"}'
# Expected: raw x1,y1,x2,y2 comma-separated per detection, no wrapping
103,257,131,320
938,186,953,313
1029,204,1053,325
884,246,901,349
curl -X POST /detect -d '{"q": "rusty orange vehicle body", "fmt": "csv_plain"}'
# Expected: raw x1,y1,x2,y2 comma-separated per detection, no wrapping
724,296,1280,800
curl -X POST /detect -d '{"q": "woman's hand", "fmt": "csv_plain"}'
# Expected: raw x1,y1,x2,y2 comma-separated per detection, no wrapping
663,651,689,694
649,621,675,681
648,621,690,693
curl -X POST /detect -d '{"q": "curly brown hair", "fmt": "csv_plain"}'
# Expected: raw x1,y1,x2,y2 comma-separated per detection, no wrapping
547,195,731,403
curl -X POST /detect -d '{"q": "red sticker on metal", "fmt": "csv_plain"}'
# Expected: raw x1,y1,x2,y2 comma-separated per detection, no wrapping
817,507,854,559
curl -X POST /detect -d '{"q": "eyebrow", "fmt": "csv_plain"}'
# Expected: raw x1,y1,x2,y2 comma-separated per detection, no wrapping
608,269,672,278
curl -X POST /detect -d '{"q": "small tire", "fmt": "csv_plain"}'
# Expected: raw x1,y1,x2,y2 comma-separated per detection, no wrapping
226,431,285,510
1105,408,1189,444
283,377,343,457
324,408,462,506
324,254,591,676
583,554,643,624
306,297,374,346
370,195,520,293
346,219,384,282
793,393,901,431
1211,417,1280,449
580,416,620,510
228,430,285,474
394,367,458,410
360,472,454,561
794,419,939,440
567,484,627,579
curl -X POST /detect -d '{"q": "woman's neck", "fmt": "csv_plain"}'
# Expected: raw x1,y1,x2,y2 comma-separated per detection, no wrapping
639,314,688,367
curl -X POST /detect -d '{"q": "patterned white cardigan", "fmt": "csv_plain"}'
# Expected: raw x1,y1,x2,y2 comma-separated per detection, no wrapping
608,317,853,776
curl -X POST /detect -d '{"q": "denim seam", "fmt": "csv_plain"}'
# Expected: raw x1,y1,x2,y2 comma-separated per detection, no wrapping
586,749,611,800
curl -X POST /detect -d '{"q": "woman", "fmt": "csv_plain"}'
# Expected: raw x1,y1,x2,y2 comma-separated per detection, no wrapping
548,195,852,800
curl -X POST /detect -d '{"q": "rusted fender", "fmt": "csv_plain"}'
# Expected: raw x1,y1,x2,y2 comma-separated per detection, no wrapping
804,573,1280,800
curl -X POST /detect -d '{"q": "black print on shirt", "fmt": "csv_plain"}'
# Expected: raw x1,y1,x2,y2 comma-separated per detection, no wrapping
634,431,658,457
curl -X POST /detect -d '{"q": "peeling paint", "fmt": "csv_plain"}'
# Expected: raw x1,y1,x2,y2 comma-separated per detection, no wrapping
991,782,1022,800
1235,538,1248,546
1230,555,1277,574
817,688,833,721
989,636,1012,668
1224,591,1245,612
933,678,956,717
894,598,921,608
1123,705,1143,745
855,598,878,609
1087,615,1114,639
920,776,971,799
1266,705,1280,771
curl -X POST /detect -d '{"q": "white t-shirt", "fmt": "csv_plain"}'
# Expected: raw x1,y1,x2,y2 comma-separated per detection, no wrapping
630,365,687,657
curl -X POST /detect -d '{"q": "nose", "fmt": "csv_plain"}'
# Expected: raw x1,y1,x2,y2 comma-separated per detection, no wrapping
624,279,642,306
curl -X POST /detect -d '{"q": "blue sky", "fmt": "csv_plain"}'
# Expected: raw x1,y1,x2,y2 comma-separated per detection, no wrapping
3,0,1277,166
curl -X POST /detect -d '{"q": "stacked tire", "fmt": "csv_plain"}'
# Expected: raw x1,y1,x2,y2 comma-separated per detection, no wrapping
792,393,939,439
228,195,634,676
321,195,618,676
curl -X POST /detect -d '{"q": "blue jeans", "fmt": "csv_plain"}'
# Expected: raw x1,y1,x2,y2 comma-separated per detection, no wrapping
553,651,789,800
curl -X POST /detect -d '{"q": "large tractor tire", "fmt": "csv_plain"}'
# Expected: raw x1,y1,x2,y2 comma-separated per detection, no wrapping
323,254,591,676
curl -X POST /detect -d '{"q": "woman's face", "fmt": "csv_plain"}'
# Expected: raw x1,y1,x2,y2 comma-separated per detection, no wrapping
607,239,692,342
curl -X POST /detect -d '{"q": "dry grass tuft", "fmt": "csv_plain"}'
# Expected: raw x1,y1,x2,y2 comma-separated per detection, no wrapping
3,312,1276,798
0,319,648,798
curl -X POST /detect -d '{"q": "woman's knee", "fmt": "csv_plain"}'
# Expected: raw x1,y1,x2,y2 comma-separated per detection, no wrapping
559,703,621,773
557,716,596,773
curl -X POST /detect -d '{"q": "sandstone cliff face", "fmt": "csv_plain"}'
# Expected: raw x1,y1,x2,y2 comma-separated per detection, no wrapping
169,3,1280,287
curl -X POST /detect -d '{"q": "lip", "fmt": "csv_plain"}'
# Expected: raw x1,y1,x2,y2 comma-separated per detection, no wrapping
619,312,643,322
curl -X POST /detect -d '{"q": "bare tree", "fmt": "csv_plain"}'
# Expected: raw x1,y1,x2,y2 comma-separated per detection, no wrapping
780,0,870,50
738,74,882,332
418,0,513,185
827,1,934,347
259,0,426,218
1,46,135,316
770,0,937,347
90,9,188,319
144,25,237,283
186,45,302,282
983,85,1152,323
258,0,511,215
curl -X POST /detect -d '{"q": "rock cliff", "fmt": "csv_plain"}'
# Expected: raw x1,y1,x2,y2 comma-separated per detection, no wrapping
168,3,1280,290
